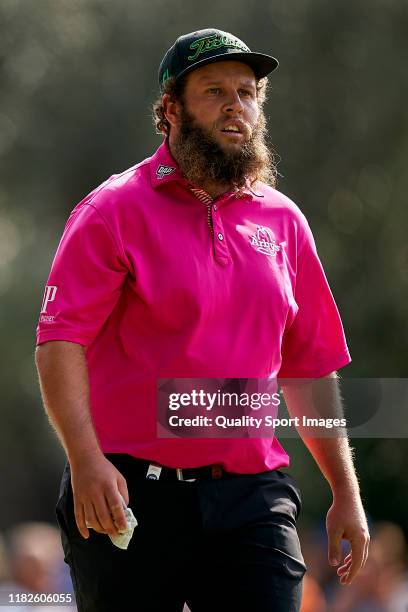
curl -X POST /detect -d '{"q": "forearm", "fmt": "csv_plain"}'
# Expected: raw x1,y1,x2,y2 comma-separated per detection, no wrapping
281,374,359,498
282,373,369,582
297,436,359,499
35,340,103,465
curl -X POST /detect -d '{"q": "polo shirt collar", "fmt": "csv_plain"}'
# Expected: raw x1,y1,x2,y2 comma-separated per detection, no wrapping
149,139,185,188
149,139,263,199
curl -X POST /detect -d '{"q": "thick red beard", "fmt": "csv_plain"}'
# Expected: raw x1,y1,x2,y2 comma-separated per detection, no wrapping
172,104,272,189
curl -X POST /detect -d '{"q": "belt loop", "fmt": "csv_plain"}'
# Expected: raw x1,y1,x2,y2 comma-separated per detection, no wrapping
176,468,183,480
146,464,162,480
211,464,223,479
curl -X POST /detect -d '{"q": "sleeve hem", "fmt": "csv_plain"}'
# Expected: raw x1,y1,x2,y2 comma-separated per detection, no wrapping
36,329,92,347
278,349,352,379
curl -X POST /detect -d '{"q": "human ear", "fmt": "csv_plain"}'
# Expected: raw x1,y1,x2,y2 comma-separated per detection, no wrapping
162,94,180,129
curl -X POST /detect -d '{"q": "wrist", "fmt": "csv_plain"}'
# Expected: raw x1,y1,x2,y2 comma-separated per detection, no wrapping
331,478,361,502
67,442,104,467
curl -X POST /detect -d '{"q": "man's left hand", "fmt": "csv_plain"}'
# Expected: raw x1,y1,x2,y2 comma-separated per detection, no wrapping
326,494,370,585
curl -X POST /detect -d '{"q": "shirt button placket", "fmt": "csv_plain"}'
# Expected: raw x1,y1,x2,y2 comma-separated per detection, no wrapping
212,203,230,265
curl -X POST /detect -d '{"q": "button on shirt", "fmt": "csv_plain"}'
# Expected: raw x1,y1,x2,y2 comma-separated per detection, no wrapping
36,140,351,473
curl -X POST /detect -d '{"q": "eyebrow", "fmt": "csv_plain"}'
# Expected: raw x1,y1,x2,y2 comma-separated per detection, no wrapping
199,79,256,88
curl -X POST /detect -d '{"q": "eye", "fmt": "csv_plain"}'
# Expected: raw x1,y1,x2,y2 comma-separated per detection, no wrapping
207,87,221,94
239,89,253,97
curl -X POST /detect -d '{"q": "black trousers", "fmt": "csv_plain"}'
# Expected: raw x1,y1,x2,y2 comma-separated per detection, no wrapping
56,454,306,612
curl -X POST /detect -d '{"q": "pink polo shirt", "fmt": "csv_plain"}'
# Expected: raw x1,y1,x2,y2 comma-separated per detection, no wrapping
36,140,351,473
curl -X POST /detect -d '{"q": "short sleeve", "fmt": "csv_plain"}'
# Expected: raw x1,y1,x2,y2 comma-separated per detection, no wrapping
36,203,128,347
278,220,351,378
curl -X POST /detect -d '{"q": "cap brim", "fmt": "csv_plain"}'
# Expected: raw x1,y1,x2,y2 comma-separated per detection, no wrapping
175,51,279,82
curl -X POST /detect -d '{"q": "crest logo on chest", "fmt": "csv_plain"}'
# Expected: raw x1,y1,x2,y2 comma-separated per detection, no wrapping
250,226,283,257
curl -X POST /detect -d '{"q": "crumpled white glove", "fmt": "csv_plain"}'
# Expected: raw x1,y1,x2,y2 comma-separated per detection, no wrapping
86,495,138,550
109,501,138,550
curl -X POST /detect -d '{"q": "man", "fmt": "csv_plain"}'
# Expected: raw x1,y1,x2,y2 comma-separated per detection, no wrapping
35,28,369,612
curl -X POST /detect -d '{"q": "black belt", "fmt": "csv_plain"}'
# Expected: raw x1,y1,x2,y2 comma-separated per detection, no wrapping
145,460,226,481
151,462,225,480
105,454,228,481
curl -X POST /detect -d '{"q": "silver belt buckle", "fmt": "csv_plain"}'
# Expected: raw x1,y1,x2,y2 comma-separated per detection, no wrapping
176,468,196,482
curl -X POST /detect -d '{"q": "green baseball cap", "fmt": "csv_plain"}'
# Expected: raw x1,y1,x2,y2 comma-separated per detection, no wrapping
158,28,279,87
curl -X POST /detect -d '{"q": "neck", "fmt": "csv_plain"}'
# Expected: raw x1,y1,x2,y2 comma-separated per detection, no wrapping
196,181,232,199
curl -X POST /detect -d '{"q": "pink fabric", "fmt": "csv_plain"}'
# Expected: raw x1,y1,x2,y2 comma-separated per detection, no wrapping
36,140,351,473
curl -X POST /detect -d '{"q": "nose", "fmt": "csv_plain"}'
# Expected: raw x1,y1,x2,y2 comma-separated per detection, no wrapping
222,90,243,114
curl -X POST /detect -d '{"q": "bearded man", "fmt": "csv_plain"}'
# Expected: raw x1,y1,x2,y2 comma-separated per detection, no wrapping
35,29,369,612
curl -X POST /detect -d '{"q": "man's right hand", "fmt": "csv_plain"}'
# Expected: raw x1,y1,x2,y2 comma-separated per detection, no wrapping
35,342,130,540
69,453,130,540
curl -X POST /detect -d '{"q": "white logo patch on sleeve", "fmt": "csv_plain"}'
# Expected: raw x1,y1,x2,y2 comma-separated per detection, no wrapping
41,285,58,313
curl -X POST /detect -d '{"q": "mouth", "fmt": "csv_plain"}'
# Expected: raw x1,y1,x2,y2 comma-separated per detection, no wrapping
220,121,246,139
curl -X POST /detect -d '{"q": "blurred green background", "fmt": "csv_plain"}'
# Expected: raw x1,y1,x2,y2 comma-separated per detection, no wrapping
0,0,407,549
